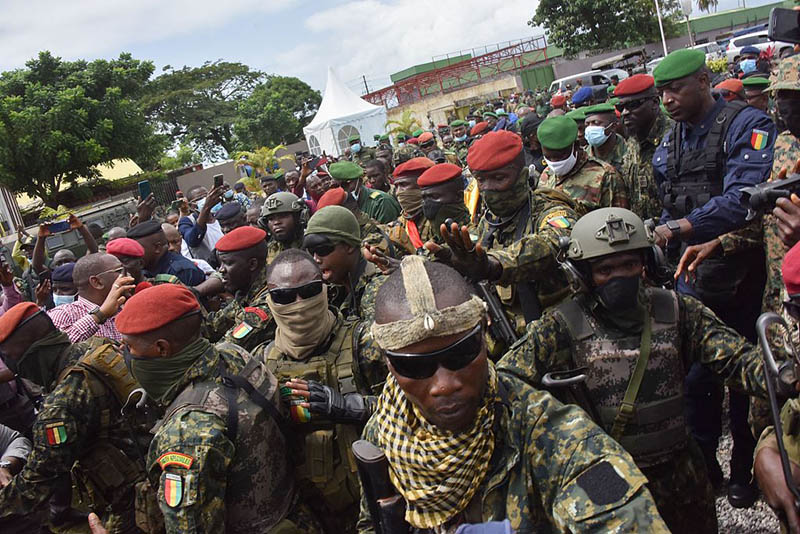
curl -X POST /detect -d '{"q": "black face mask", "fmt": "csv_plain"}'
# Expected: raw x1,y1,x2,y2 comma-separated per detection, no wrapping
777,98,800,138
595,275,641,311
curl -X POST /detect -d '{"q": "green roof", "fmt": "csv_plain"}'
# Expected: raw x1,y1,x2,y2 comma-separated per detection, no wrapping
390,55,472,83
688,0,791,35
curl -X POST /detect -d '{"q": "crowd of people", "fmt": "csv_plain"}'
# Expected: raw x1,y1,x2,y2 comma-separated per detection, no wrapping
0,42,799,534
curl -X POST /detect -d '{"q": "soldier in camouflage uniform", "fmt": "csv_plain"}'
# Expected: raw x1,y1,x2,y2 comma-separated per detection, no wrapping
383,157,437,255
347,134,376,167
450,119,470,163
203,226,275,351
538,115,629,214
259,191,307,264
329,161,401,224
584,103,628,175
614,74,672,221
427,131,578,347
498,207,769,533
254,249,387,533
0,303,152,532
116,284,318,534
357,256,668,533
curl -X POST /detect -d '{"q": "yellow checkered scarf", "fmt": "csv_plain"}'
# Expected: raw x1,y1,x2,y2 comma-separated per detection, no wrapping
373,363,499,529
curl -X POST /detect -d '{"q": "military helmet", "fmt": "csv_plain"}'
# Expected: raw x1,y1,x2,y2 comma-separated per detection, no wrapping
261,192,304,217
567,207,653,262
770,54,800,92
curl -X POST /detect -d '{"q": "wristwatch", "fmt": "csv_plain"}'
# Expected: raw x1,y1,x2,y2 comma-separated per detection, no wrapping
89,306,108,325
665,219,681,238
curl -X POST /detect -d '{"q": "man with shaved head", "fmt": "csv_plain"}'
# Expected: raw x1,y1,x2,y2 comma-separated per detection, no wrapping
356,256,668,533
46,253,135,342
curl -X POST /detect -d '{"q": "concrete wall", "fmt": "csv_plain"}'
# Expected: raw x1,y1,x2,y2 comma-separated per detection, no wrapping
176,161,240,194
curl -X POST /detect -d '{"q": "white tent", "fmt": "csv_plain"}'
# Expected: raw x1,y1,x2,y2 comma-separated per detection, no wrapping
303,67,387,157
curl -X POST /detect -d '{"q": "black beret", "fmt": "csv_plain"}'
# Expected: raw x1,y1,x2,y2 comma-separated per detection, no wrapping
215,202,243,221
126,219,163,239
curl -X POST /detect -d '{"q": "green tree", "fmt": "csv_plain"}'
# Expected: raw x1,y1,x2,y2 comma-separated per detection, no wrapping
235,75,321,147
158,143,202,171
384,110,421,143
141,61,263,160
531,0,682,55
0,51,164,207
232,145,294,194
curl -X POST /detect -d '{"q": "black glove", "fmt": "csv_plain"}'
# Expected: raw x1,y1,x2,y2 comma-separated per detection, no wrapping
306,380,369,423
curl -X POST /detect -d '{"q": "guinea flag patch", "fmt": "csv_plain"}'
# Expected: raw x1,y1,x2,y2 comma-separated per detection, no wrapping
542,209,571,229
232,321,253,339
45,422,67,446
750,129,768,150
163,473,183,508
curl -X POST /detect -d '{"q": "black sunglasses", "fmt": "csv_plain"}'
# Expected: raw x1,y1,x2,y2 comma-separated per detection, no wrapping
615,98,653,113
385,323,484,379
268,280,324,305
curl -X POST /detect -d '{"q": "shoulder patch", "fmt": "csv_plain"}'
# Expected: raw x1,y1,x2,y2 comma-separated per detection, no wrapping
231,321,254,339
243,306,269,322
163,473,183,507
45,422,68,446
750,129,768,150
158,451,195,470
541,209,571,230
577,460,630,505
370,191,381,199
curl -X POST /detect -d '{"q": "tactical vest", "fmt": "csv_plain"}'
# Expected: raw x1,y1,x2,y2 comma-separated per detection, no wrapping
554,289,687,468
663,100,747,218
157,348,295,534
63,344,151,511
262,319,362,516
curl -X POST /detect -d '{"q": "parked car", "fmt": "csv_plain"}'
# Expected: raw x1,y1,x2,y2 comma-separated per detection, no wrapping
646,57,664,74
549,70,626,94
725,30,794,62
691,41,725,61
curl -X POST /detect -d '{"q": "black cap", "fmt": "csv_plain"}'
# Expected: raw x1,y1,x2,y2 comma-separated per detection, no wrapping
215,202,243,221
126,219,162,239
520,114,545,138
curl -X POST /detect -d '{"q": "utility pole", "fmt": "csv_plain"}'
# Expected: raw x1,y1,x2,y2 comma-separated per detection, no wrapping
362,75,370,95
654,0,669,57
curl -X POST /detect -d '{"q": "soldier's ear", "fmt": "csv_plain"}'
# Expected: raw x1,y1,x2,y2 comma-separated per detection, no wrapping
154,339,171,358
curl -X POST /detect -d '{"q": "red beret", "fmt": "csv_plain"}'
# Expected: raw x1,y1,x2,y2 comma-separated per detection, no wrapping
470,121,490,137
418,163,463,187
393,157,435,178
418,132,434,143
117,284,200,335
783,242,800,296
317,187,348,210
407,138,419,145
714,78,744,100
215,226,267,252
437,124,448,129
106,237,144,258
466,130,523,171
0,303,42,344
550,94,566,107
614,74,655,97
134,281,153,293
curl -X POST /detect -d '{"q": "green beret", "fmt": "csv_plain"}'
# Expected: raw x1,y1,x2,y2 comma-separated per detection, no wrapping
482,111,498,119
305,205,361,247
496,111,508,117
608,97,620,105
449,120,467,128
396,132,410,140
379,134,390,141
411,129,424,137
328,161,363,181
373,134,381,141
565,108,586,121
583,103,616,116
347,134,361,143
606,85,616,94
742,76,770,90
653,49,706,86
537,116,579,150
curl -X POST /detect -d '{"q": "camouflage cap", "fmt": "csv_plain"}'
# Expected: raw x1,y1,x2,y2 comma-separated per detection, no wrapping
770,54,800,92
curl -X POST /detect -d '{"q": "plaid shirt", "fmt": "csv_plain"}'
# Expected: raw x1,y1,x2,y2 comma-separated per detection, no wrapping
47,296,121,343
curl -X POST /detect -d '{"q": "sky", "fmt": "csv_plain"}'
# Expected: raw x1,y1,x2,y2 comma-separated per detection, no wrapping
0,0,779,95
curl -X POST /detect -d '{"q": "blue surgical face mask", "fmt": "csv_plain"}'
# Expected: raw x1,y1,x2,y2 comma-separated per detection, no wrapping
351,143,362,153
196,198,206,212
455,135,467,142
740,59,757,74
224,190,234,199
468,120,476,128
585,125,612,147
53,293,76,307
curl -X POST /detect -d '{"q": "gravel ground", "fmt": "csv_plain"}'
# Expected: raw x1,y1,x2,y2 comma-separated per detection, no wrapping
715,397,781,534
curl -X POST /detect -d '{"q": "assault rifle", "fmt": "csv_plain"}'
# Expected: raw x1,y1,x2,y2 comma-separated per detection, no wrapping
475,281,518,349
352,440,409,534
741,173,800,221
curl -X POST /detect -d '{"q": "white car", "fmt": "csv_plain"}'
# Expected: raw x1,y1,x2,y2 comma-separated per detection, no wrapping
725,30,794,62
646,57,664,74
691,42,725,62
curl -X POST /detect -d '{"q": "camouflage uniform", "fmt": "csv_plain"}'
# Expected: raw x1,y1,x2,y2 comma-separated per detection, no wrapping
498,288,768,533
329,257,386,323
477,187,579,336
203,265,276,351
0,343,152,532
621,112,672,221
256,313,387,533
350,147,377,167
453,140,469,164
391,145,425,167
267,235,303,265
147,340,319,533
356,371,669,533
539,150,629,214
355,210,395,259
587,134,627,175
